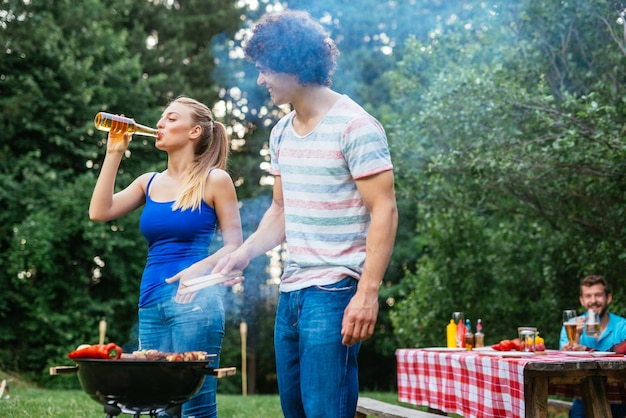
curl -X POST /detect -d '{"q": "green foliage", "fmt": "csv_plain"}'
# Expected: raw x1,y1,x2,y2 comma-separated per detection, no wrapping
119,0,241,105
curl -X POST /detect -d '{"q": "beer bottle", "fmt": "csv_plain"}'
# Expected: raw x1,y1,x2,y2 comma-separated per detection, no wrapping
94,112,157,137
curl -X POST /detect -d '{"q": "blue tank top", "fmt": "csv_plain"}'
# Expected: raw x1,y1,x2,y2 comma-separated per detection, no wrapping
138,173,217,307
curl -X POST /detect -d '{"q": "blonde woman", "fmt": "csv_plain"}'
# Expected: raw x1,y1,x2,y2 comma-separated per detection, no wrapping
89,96,243,418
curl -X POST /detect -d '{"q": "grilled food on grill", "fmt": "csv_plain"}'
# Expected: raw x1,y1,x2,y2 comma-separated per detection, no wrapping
121,350,209,361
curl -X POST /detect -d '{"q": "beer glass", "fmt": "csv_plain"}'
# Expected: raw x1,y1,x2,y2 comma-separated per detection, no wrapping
563,309,578,345
585,310,600,338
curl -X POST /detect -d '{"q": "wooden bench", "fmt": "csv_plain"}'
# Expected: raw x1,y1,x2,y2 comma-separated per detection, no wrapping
548,398,573,412
355,397,445,418
355,396,572,417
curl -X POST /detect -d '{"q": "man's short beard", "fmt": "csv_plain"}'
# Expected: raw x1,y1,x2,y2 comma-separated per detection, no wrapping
600,305,609,318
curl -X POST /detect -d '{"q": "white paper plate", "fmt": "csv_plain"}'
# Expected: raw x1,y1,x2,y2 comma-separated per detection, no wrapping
477,350,535,357
590,351,622,357
561,351,595,357
421,347,467,352
559,351,622,357
592,352,622,357
473,347,530,353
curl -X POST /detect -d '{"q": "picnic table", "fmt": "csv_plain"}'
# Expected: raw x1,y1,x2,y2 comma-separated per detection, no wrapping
396,348,626,418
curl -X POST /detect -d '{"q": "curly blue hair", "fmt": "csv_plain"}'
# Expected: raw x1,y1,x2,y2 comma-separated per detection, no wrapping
243,10,339,87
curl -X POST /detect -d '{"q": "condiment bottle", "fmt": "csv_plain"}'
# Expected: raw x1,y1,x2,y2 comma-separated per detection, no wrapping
465,319,474,351
94,112,158,137
456,318,467,348
474,319,484,348
446,319,457,348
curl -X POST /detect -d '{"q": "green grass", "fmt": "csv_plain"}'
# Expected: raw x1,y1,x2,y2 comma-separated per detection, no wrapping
0,371,568,417
0,383,425,418
0,387,284,417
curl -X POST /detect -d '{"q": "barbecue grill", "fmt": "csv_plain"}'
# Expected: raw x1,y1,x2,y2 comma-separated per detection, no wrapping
50,357,236,417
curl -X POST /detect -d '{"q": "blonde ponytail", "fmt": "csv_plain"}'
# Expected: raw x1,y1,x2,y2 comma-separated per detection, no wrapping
170,97,231,211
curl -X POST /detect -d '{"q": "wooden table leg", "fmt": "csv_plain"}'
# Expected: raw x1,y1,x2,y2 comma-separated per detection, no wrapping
524,375,549,418
580,375,611,418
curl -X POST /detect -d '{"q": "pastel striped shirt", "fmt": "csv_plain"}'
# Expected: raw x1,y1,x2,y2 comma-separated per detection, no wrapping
269,95,393,292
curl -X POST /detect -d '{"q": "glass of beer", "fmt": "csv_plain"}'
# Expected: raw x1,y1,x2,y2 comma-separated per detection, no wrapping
563,309,578,345
585,309,601,338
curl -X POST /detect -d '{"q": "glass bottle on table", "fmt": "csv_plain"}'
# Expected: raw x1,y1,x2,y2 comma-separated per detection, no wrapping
465,319,474,351
474,319,484,348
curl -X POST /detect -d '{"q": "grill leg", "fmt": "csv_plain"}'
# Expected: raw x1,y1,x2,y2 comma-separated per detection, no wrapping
164,404,182,417
103,403,122,417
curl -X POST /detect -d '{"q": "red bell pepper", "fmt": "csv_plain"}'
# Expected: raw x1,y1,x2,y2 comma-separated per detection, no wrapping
511,338,521,351
68,343,122,360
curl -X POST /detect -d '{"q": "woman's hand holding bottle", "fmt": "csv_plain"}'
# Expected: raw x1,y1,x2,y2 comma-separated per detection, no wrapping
106,131,131,154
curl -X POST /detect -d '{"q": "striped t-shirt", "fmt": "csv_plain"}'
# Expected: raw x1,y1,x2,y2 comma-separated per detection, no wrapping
269,95,393,292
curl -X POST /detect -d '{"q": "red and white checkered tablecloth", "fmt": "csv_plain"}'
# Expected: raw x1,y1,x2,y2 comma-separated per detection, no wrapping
396,348,626,418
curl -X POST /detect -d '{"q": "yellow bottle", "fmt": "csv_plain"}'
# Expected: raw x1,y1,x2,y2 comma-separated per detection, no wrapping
94,112,157,137
446,319,457,348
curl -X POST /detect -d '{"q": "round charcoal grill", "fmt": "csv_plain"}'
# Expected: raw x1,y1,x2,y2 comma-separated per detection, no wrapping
50,357,235,417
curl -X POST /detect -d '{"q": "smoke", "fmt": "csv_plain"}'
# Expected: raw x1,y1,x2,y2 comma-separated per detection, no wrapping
121,195,275,352
212,194,278,319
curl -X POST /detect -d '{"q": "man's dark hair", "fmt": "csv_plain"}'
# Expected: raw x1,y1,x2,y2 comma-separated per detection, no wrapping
580,274,610,296
243,10,339,87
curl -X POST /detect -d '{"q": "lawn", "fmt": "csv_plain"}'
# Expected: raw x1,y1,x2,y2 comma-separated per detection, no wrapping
0,386,286,417
0,370,568,417
0,385,410,417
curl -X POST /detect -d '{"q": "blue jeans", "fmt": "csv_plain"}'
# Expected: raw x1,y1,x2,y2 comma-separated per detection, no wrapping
570,399,626,418
274,277,361,418
138,287,225,418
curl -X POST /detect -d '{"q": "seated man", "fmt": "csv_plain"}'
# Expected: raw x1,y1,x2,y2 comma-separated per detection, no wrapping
559,274,626,418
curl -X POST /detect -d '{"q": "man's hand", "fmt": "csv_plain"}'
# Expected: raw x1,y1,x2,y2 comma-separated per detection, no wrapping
561,342,588,351
341,291,379,346
212,247,251,277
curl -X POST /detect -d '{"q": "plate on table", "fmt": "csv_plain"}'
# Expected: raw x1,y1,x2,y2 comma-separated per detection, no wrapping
590,351,623,357
477,350,536,358
421,347,467,352
561,351,595,357
560,351,624,358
